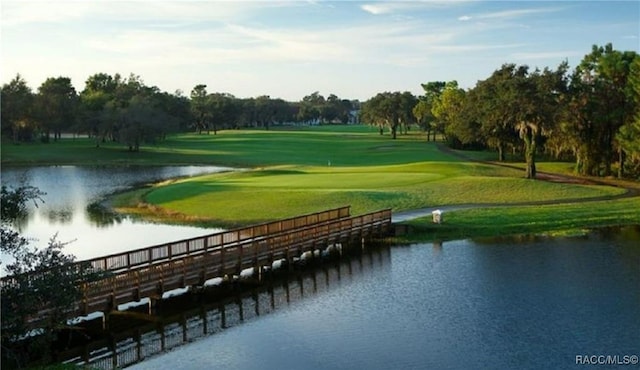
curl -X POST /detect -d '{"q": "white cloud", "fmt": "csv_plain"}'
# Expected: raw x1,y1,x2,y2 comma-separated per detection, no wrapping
361,1,472,16
1,0,289,28
2,0,636,101
473,7,562,21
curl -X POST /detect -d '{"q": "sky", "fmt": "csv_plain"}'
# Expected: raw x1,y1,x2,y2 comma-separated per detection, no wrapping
1,0,638,101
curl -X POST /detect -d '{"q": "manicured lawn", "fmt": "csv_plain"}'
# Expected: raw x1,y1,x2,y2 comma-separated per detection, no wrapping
404,196,640,242
2,126,450,167
4,126,638,237
134,162,626,226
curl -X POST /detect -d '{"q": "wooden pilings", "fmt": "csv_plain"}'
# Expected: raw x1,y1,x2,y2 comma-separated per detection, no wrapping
57,245,391,369
13,207,392,331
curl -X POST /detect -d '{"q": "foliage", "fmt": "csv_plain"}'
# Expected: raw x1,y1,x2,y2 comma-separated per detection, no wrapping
34,77,79,142
614,56,640,177
0,75,35,141
431,81,466,145
565,44,639,176
437,43,639,179
297,91,355,124
361,91,417,139
2,42,638,177
1,185,103,368
413,81,445,141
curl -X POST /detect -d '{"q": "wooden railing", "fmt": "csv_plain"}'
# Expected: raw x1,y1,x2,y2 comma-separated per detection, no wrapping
75,208,391,316
6,207,392,329
0,206,351,287
58,246,391,370
85,206,351,273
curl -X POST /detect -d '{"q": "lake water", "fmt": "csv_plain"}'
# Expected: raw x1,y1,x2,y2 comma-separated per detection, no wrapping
2,166,638,369
0,166,230,271
122,229,639,370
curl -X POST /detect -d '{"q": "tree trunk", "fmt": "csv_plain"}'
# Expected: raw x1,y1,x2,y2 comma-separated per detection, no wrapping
618,148,625,178
522,126,537,179
391,124,397,139
498,143,505,162
525,148,536,179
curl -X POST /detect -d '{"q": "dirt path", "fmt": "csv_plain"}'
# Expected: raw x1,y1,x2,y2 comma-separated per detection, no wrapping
392,144,639,223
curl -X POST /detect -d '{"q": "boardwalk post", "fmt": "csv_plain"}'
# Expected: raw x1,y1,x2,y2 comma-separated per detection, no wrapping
159,322,166,352
181,314,187,342
135,329,142,363
220,246,225,276
81,282,88,315
238,298,244,322
4,207,392,332
269,285,275,310
238,244,244,275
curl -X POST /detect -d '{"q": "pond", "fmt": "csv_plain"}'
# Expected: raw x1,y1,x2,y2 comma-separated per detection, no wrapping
126,229,639,370
0,166,230,271
2,166,638,369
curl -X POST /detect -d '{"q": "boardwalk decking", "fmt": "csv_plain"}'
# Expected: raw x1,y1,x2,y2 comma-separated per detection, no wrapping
57,246,391,369
3,207,392,328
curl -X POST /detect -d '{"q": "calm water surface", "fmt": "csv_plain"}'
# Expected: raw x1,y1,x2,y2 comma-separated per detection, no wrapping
0,166,229,270
130,229,640,370
2,166,638,368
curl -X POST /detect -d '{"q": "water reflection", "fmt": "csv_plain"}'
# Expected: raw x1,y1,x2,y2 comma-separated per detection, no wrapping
85,203,125,227
2,165,232,225
119,231,639,370
1,166,231,272
58,246,391,369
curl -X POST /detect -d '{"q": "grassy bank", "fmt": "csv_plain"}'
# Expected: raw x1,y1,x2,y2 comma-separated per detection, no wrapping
121,162,625,226
2,125,439,167
401,196,640,242
4,126,638,238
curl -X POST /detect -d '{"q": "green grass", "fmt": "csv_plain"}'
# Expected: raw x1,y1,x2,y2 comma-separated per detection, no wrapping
403,196,640,242
2,126,449,167
3,125,638,237
136,162,626,225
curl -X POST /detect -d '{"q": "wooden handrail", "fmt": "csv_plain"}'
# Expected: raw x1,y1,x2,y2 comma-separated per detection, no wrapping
85,206,350,273
18,208,392,328
1,206,351,285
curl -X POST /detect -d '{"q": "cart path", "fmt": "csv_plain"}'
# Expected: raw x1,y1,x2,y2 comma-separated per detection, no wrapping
392,144,640,223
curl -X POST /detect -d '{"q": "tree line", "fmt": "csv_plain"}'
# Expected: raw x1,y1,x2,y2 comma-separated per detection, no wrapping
2,43,639,178
1,73,359,151
362,43,640,179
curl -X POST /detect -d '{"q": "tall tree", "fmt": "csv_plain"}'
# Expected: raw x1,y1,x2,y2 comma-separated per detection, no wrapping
514,64,568,179
297,92,325,124
208,93,238,134
34,77,78,142
361,91,416,139
79,73,118,146
469,64,522,161
566,44,638,176
255,95,276,130
615,56,640,177
431,81,465,144
414,81,445,140
190,84,210,134
1,74,35,141
118,93,175,151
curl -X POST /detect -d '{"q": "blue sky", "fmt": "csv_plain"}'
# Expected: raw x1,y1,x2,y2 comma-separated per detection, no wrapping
1,0,638,101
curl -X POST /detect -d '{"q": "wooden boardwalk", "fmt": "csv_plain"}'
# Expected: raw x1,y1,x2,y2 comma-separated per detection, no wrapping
58,246,391,369
4,206,392,327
